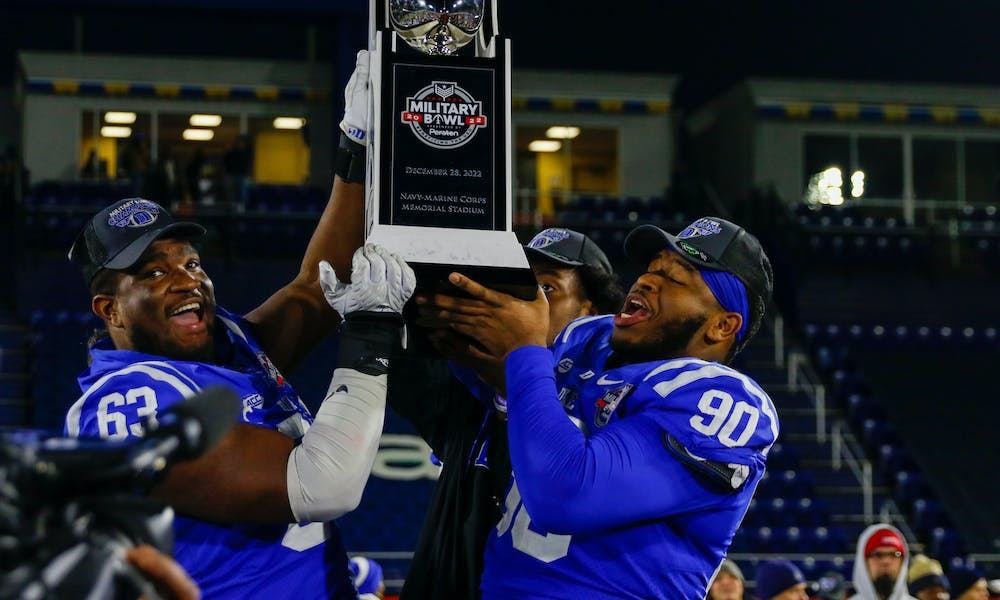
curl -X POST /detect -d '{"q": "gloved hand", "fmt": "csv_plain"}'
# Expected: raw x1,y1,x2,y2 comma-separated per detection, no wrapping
320,244,415,316
339,50,370,146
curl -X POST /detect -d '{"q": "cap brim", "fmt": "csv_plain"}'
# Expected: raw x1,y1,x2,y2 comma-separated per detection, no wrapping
624,224,718,270
104,222,207,270
523,246,585,268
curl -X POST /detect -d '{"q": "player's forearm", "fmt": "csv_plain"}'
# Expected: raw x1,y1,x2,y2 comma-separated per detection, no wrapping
287,368,386,522
299,177,365,283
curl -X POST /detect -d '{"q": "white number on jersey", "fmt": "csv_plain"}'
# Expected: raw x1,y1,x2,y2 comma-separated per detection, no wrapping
496,479,571,563
96,386,159,440
689,389,760,448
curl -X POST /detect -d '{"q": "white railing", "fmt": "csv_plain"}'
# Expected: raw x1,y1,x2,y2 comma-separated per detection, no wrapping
787,350,876,525
879,499,920,551
832,421,875,524
786,351,827,443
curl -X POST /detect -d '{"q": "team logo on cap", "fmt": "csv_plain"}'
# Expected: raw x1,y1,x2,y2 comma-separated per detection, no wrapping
678,218,723,239
678,240,711,262
401,81,487,150
529,228,571,249
107,199,160,228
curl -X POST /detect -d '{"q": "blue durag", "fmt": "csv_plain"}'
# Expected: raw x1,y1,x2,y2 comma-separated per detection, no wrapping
699,269,750,342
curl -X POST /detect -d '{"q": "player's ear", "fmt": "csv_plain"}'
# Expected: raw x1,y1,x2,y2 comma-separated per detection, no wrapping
578,299,597,317
92,295,124,329
707,312,742,345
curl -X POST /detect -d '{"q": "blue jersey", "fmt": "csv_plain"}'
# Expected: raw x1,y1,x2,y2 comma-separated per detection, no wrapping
481,316,779,599
64,307,356,600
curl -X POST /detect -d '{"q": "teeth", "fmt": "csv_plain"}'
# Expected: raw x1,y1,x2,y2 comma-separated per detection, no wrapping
171,302,200,316
620,312,632,318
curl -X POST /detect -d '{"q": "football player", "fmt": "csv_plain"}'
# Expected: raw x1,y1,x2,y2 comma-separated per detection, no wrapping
422,217,778,598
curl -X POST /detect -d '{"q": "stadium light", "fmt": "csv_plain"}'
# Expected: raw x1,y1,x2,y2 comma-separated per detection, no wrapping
545,126,580,139
850,170,865,198
100,126,132,138
528,140,562,152
104,112,137,124
182,129,215,141
189,114,222,127
273,117,306,130
804,166,845,206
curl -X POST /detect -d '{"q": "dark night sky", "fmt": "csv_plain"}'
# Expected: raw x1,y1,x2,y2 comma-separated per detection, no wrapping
1,0,998,90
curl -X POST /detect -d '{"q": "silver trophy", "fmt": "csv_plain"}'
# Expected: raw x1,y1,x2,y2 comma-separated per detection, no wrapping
390,0,485,56
367,0,535,301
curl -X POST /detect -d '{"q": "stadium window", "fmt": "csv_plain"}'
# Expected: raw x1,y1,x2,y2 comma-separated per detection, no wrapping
964,140,1000,205
857,136,903,199
80,109,151,182
913,138,958,203
516,125,618,216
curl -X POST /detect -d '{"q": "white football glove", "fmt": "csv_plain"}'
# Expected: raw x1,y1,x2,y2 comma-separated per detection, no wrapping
339,50,370,146
320,244,415,316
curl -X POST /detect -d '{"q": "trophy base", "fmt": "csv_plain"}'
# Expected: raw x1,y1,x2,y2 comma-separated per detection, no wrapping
409,261,538,301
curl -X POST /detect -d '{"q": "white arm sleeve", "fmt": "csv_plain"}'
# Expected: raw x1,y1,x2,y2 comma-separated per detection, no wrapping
286,367,386,522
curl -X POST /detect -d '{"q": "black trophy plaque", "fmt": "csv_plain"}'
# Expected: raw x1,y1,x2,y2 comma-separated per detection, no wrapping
365,0,536,300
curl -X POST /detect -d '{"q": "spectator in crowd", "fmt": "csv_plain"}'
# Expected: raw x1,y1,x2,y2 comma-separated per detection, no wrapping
708,559,746,600
850,524,915,600
907,555,950,600
184,150,206,205
222,135,253,207
947,567,988,600
756,560,809,600
812,572,848,600
348,556,385,600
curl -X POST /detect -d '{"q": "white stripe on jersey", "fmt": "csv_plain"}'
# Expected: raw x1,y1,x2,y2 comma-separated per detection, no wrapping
558,315,607,345
650,363,780,453
66,362,202,437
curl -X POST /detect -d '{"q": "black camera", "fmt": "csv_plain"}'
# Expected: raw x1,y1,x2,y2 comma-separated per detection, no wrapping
0,387,238,600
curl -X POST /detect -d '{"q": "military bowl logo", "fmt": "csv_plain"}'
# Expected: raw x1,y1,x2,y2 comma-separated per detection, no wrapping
678,218,723,240
528,228,571,249
107,198,160,228
401,81,487,149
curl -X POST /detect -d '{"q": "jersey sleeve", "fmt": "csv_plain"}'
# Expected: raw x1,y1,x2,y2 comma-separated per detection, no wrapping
65,362,201,440
637,361,779,469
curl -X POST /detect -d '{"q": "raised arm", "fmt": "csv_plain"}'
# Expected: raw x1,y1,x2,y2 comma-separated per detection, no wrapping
244,50,370,373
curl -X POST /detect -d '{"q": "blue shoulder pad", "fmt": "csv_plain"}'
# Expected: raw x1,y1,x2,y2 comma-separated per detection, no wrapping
636,360,779,465
551,315,613,362
66,362,201,440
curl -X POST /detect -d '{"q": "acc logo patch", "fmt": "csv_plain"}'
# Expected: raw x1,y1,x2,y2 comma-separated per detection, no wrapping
241,393,264,420
107,199,160,228
594,383,634,427
557,358,574,374
401,80,487,150
678,218,723,240
529,228,571,250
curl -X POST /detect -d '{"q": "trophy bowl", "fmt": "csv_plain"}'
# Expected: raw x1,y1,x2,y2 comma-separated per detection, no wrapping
390,0,485,55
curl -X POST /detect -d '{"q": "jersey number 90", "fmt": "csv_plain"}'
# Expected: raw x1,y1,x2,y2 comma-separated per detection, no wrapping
689,389,759,448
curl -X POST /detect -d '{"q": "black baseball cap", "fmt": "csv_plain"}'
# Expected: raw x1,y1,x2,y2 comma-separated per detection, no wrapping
68,198,206,283
624,216,773,344
524,228,613,274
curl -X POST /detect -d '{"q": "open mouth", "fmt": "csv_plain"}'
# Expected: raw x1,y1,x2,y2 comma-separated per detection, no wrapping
168,300,206,329
614,294,653,327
